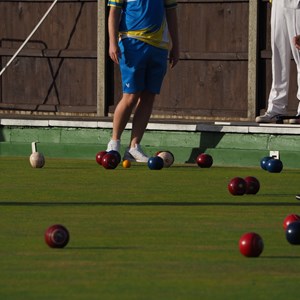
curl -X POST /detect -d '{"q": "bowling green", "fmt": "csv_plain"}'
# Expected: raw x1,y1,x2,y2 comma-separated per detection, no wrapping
0,157,299,299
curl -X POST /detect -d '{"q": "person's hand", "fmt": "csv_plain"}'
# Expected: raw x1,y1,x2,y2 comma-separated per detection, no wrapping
293,35,300,50
169,47,179,69
109,43,121,64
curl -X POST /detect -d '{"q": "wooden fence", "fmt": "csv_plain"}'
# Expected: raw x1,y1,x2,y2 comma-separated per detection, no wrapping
0,0,298,120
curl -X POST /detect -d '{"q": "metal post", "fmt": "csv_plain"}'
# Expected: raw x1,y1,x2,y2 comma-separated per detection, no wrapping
97,0,107,116
247,0,258,120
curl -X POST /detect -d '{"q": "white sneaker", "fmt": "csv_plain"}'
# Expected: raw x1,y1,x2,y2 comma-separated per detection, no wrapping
123,144,149,163
106,139,120,152
255,112,282,123
289,115,300,124
123,147,131,160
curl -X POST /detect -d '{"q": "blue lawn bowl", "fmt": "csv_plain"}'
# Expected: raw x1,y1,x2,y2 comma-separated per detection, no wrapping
108,150,121,164
286,221,300,245
260,156,273,170
266,158,283,173
148,156,164,170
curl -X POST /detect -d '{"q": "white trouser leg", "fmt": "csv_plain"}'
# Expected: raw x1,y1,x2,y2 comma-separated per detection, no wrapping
267,0,291,115
286,5,300,115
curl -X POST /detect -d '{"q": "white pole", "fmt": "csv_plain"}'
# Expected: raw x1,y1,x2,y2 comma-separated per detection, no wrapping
0,0,58,77
31,141,38,153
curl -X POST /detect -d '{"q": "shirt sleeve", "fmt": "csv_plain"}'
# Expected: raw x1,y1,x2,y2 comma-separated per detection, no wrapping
164,0,177,9
108,0,123,8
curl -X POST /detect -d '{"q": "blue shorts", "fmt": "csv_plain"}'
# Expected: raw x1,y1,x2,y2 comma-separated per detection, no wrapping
119,38,168,94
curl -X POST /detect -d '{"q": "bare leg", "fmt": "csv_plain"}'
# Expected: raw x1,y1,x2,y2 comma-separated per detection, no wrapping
130,90,156,148
112,92,141,141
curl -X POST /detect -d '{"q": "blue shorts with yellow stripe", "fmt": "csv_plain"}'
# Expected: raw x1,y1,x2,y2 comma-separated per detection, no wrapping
119,38,168,94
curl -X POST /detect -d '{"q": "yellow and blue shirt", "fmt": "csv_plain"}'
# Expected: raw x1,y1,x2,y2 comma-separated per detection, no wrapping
108,0,177,49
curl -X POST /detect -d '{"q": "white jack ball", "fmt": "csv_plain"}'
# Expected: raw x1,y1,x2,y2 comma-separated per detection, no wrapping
157,151,174,168
29,152,45,168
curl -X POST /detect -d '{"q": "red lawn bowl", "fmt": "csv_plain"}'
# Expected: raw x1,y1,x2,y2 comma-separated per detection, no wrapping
95,151,107,165
283,214,300,230
244,176,260,194
239,232,264,257
196,153,213,168
228,177,247,195
101,153,119,169
45,224,70,248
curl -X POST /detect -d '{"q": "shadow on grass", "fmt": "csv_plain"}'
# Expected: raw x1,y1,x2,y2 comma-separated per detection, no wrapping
262,256,300,259
67,246,140,251
0,201,298,207
258,193,297,197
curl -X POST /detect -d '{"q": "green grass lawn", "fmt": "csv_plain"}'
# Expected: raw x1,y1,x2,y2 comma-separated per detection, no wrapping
0,157,300,299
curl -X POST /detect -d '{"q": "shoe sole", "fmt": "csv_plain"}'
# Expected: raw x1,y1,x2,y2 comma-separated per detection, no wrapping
123,152,148,163
123,154,136,162
289,120,300,124
255,114,283,124
296,195,300,201
123,151,136,161
255,119,278,124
